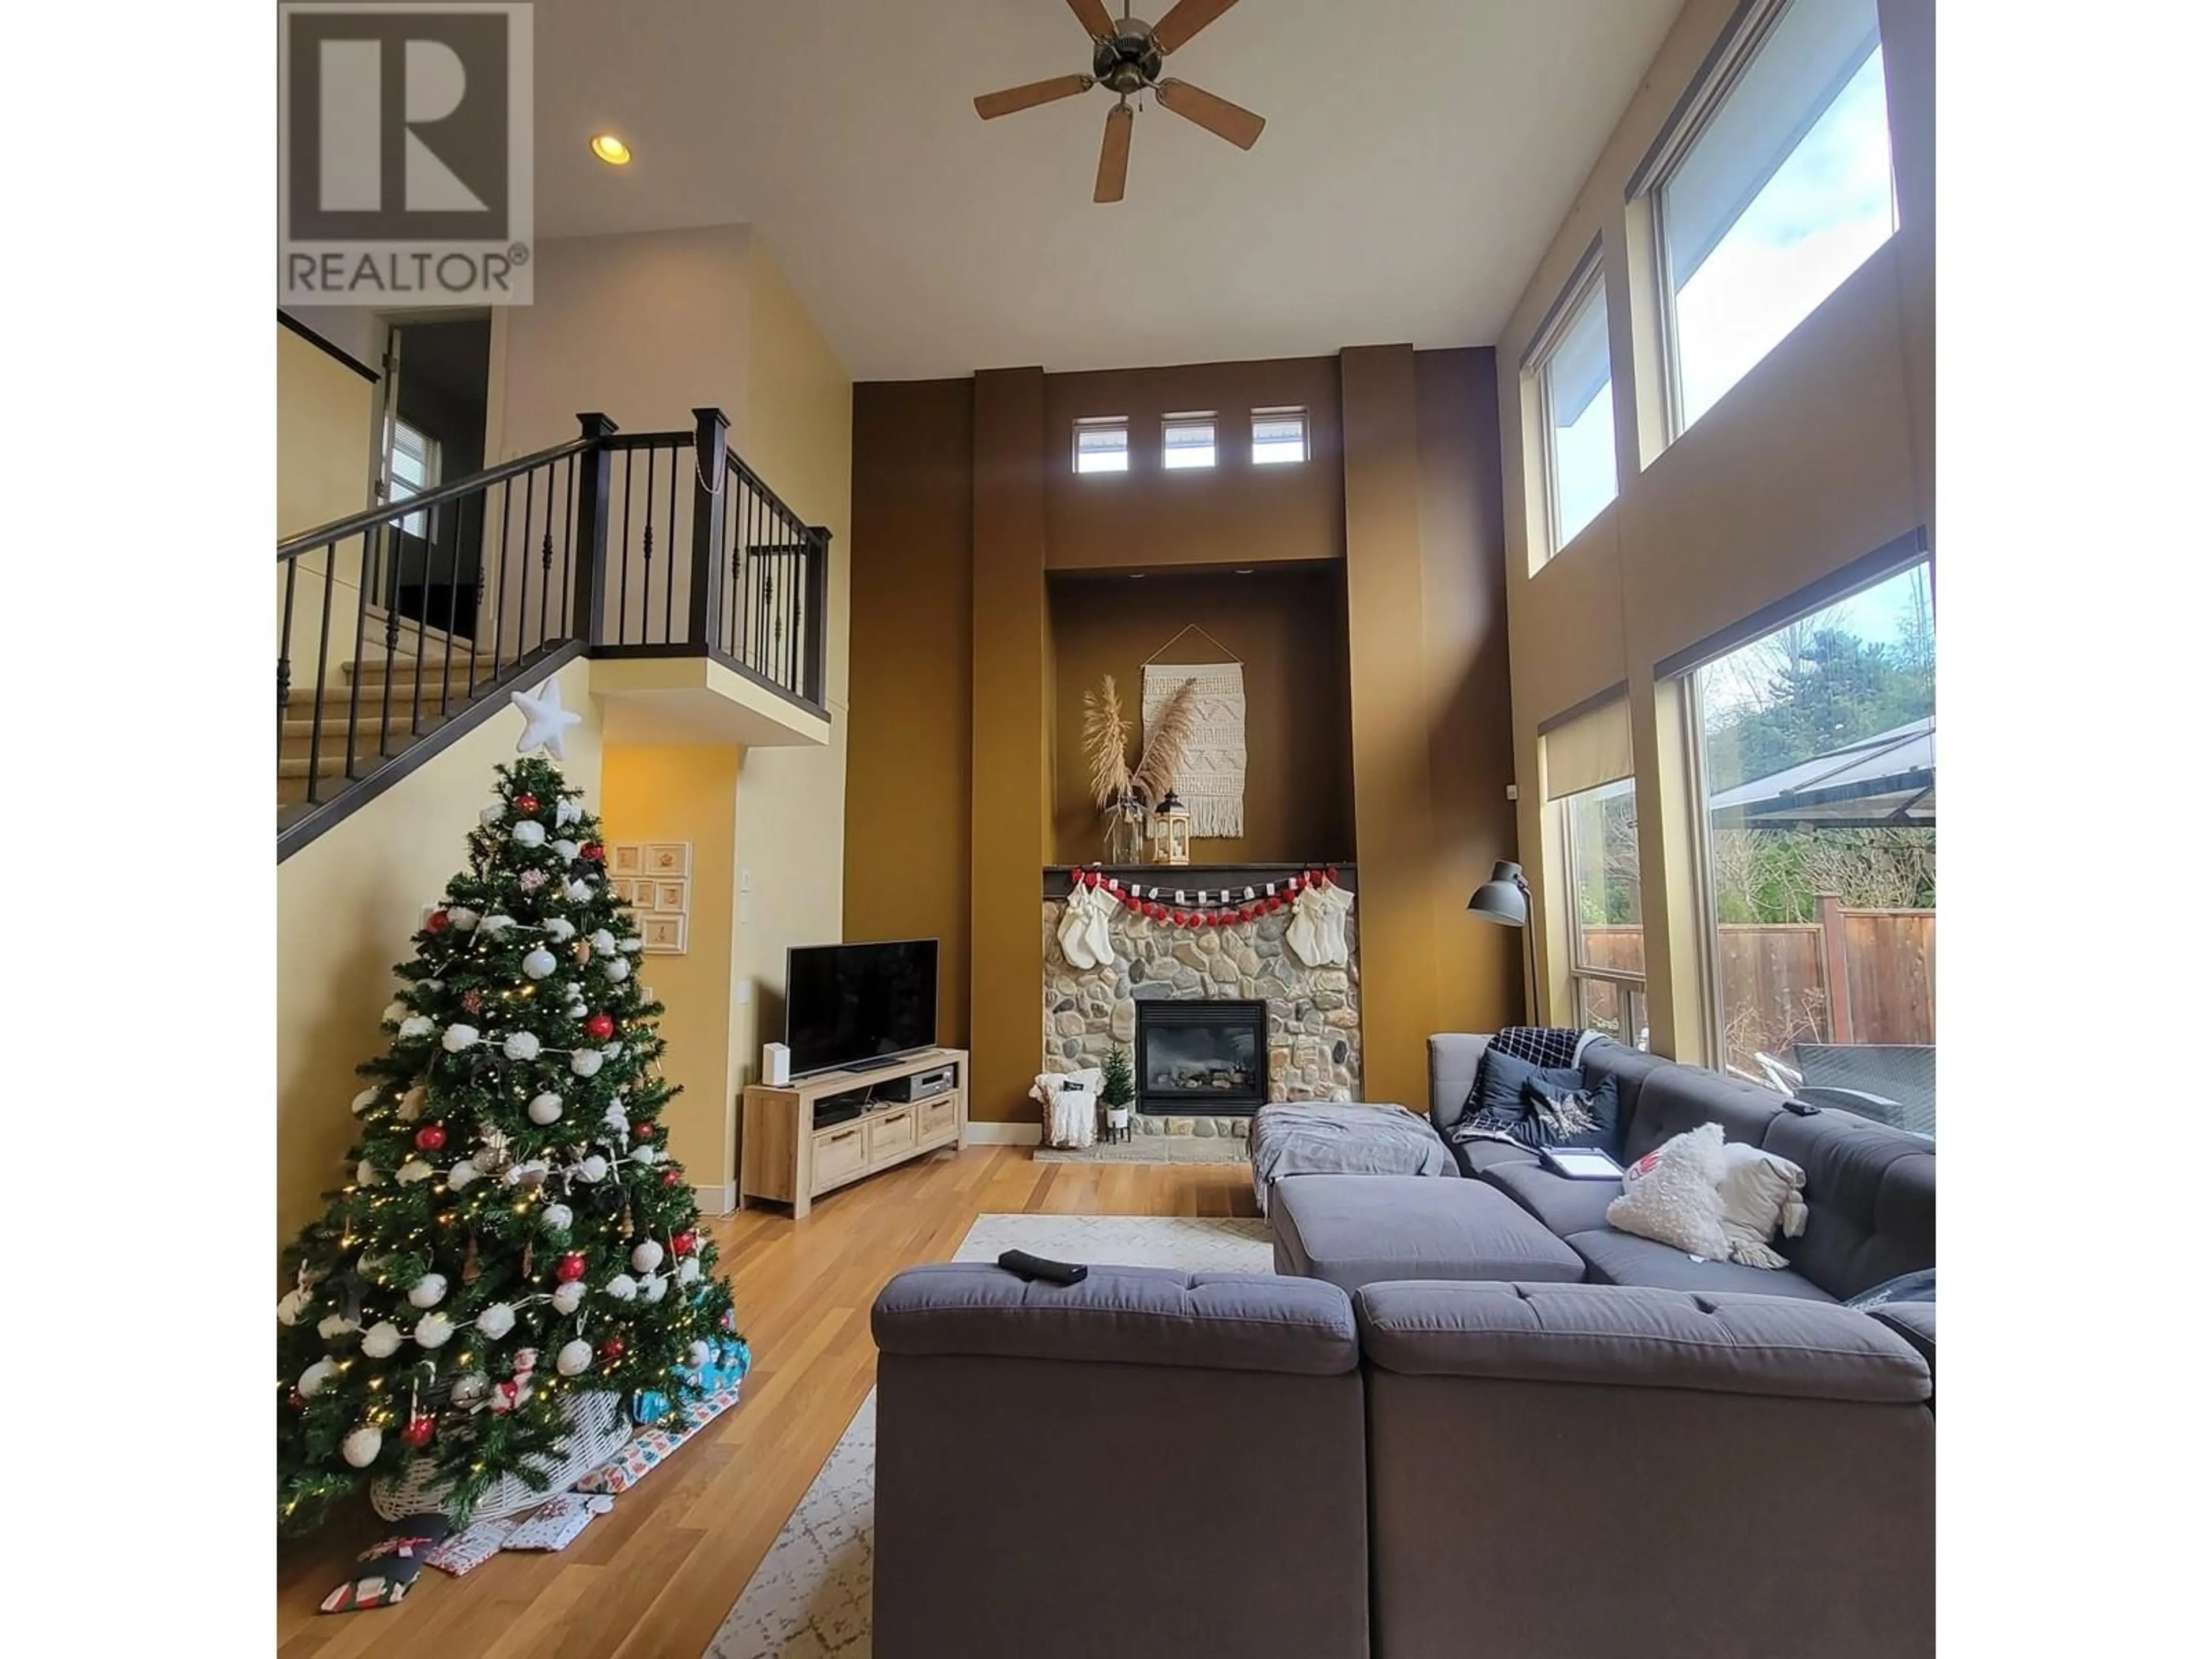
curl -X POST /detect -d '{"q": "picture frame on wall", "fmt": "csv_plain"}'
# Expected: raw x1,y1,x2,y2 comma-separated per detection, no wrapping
641,915,687,954
611,844,645,876
644,843,691,876
654,879,689,912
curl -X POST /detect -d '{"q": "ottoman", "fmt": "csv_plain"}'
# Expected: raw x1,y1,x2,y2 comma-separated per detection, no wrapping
1271,1175,1585,1294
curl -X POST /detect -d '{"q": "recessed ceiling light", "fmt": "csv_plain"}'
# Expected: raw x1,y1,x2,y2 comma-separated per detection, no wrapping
1234,568,1255,575
590,134,632,166
1129,573,1146,579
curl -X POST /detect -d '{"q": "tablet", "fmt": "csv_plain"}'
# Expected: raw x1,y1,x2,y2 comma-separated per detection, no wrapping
1537,1146,1625,1180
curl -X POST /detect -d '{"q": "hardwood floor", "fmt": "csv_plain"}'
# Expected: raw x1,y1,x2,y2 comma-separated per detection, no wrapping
275,1146,1258,1657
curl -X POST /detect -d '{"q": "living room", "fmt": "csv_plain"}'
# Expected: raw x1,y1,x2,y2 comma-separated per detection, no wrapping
18,0,2200,1653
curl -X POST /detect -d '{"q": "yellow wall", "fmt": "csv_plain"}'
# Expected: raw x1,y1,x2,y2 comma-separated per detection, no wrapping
275,657,603,1263
277,322,376,676
1495,0,1936,1059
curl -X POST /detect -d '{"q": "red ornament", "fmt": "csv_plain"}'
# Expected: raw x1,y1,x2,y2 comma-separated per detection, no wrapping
287,1389,306,1412
513,793,540,815
672,1230,698,1256
662,1169,681,1186
414,1124,448,1152
426,909,450,934
401,1414,435,1449
1325,865,1340,884
581,842,605,863
631,1122,654,1141
584,1012,616,1040
1266,896,1284,913
599,1335,627,1362
555,1252,588,1283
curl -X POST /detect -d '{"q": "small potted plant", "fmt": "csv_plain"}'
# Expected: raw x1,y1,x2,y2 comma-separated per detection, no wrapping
1100,1046,1136,1141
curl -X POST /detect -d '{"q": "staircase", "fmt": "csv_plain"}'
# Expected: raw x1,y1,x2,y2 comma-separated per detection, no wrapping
278,408,830,860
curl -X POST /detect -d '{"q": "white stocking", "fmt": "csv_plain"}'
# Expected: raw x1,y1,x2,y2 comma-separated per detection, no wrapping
1082,885,1115,968
1285,887,1328,968
1057,892,1098,971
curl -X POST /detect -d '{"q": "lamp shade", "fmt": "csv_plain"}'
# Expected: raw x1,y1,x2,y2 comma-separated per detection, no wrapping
1467,860,1529,927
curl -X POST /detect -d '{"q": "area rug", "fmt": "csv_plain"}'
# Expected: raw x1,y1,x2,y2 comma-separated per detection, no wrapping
704,1214,1272,1657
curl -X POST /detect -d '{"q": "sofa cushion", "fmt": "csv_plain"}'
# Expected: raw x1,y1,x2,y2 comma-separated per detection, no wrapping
1760,1111,1936,1301
1448,1137,1540,1179
1465,1048,1584,1134
1272,1175,1585,1293
1565,1228,1837,1303
1576,1039,1671,1137
871,1264,1358,1376
1480,1160,1623,1237
1619,1062,1791,1164
1427,1033,1492,1132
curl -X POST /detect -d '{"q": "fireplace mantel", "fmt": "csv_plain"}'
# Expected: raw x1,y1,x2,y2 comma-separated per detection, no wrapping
1042,862,1358,900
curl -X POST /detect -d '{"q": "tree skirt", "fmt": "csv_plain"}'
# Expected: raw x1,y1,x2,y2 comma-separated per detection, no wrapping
704,1214,1272,1657
1143,662,1247,838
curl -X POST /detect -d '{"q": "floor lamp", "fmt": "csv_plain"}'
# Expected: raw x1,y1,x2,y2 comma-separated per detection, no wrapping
1468,860,1537,1023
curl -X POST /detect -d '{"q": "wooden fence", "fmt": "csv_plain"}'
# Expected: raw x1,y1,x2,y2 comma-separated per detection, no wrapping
1581,899,1933,1067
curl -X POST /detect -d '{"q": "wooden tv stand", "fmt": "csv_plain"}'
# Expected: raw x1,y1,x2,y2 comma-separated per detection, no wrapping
738,1047,968,1217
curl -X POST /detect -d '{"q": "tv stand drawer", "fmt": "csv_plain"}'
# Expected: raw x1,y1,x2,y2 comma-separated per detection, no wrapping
813,1123,867,1188
919,1095,957,1143
865,1108,916,1163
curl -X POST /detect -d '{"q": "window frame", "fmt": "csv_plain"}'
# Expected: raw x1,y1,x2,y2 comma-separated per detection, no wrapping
1249,406,1309,466
1161,411,1218,471
1071,415,1130,475
1528,253,1615,559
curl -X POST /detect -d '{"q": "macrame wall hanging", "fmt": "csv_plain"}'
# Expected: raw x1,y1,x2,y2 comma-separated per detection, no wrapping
1141,625,1247,839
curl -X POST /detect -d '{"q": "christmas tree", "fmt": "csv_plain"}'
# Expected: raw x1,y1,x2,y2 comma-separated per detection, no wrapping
277,730,737,1534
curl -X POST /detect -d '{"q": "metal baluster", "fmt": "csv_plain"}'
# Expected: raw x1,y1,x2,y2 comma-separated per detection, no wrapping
306,540,339,804
490,479,512,688
560,453,577,642
665,439,680,642
344,524,376,782
410,496,434,736
641,447,657,645
725,472,741,652
539,463,555,651
441,489,467,717
278,557,299,757
517,466,537,663
618,452,634,645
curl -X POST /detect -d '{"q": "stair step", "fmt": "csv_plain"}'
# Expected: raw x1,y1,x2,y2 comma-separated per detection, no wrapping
283,676,488,714
344,653,526,681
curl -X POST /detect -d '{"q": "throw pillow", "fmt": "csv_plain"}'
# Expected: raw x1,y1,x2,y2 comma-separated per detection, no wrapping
1714,1141,1809,1268
1460,1048,1584,1140
1518,1073,1622,1152
1847,1268,1935,1309
1605,1122,1730,1259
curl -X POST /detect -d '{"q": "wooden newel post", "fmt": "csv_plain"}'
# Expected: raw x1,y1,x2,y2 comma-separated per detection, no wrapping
688,408,731,650
570,412,617,645
1817,892,1856,1044
804,524,831,707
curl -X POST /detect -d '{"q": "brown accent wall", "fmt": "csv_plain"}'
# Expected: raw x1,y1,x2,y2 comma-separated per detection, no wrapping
1047,566,1354,866
843,380,975,1052
1044,358,1344,570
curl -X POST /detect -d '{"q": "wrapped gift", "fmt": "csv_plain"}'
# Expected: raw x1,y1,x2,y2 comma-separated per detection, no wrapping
502,1493,614,1551
573,1385,742,1494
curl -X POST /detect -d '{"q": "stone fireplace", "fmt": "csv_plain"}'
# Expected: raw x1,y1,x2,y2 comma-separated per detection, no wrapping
1041,865,1361,1138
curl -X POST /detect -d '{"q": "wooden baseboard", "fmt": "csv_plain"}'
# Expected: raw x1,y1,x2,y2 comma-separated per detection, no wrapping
964,1120,1041,1146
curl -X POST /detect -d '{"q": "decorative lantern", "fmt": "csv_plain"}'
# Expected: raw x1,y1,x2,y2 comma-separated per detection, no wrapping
1150,790,1192,866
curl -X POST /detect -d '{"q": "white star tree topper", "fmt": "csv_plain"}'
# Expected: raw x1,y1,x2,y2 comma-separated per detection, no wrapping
510,677,583,760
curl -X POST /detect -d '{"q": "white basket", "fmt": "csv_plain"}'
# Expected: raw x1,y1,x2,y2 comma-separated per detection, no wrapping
370,1389,632,1522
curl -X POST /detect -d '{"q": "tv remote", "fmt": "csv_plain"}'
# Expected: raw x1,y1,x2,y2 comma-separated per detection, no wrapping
997,1249,1088,1286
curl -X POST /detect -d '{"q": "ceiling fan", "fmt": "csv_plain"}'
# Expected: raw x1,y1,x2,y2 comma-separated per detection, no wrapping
974,0,1266,204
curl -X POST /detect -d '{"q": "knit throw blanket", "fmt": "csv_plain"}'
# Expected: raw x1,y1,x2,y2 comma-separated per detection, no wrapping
1143,662,1247,838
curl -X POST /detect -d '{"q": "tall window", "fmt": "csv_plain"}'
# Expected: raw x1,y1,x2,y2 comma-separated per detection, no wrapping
1690,559,1935,1135
1162,414,1217,469
1074,416,1129,474
1546,695,1642,1046
1655,0,1897,433
1536,268,1617,555
387,418,435,539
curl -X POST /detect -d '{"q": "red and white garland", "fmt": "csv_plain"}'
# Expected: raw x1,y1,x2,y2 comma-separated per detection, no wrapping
1069,866,1346,930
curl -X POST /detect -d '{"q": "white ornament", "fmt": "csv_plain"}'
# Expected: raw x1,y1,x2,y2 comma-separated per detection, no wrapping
408,1273,448,1309
509,1160,550,1188
512,820,547,849
541,1203,574,1232
511,677,583,760
447,1160,483,1190
566,878,594,902
448,907,481,931
632,1145,657,1166
397,1016,434,1041
555,796,582,828
622,936,644,953
570,1049,604,1078
554,839,580,863
380,999,408,1024
601,1040,623,1058
480,802,505,826
342,1425,384,1468
528,1092,565,1127
421,979,444,994
589,930,618,956
605,1273,639,1302
414,1311,456,1349
603,956,631,983
640,1274,668,1304
677,1256,702,1286
544,918,577,943
630,1240,665,1274
555,1337,594,1376
276,1288,312,1326
360,1321,403,1359
317,1313,359,1341
356,1160,383,1187
550,1281,586,1315
397,1085,428,1122
396,1160,433,1185
300,1357,338,1397
503,1030,542,1060
578,1154,609,1182
601,1102,630,1130
688,1340,713,1369
450,1372,489,1405
476,1302,517,1339
442,1024,480,1052
479,914,517,937
521,948,558,980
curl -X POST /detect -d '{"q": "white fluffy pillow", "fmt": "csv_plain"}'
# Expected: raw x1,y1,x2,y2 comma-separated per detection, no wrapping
1606,1123,1730,1260
1715,1141,1809,1269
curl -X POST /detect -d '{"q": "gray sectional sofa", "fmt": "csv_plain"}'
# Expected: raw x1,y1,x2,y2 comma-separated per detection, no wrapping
868,1034,1936,1658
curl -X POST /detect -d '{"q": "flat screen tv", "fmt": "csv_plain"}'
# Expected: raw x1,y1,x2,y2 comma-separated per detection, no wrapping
784,939,940,1077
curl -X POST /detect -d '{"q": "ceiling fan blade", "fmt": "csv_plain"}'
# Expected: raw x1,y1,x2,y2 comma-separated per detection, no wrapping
1152,0,1241,55
1156,79,1266,150
1094,104,1134,204
974,74,1094,120
1067,0,1118,43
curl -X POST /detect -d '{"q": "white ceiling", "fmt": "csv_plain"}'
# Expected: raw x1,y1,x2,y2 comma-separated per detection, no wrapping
531,1,1682,381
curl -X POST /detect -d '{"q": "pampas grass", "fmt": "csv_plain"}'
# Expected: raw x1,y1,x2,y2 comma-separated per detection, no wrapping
1131,676,1198,808
1083,675,1132,808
